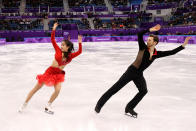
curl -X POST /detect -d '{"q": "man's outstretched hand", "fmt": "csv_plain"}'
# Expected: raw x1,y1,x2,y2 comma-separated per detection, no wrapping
150,24,161,32
182,37,191,48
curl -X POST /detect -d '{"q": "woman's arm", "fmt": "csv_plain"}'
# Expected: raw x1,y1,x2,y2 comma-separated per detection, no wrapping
71,35,83,59
51,23,61,52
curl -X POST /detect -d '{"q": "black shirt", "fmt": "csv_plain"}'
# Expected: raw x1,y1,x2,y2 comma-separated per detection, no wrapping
132,29,185,72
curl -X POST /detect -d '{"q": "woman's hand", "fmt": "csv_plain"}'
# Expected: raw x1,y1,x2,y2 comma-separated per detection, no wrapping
53,22,58,30
78,35,83,43
150,24,161,32
182,37,191,48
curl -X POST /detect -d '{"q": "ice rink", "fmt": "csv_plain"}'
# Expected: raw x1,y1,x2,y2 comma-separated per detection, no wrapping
0,41,196,131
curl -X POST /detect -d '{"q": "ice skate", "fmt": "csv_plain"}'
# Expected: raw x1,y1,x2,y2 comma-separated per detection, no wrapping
95,105,100,113
125,109,138,118
18,103,27,113
45,103,54,115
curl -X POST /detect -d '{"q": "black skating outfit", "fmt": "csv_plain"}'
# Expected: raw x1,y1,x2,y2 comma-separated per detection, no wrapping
95,28,185,116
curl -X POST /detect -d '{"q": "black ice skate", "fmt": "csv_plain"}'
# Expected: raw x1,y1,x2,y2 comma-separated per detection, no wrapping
125,109,138,118
95,105,101,113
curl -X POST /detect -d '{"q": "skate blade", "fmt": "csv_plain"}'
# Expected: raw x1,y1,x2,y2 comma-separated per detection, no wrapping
18,110,23,113
45,110,54,115
18,108,24,113
125,113,137,118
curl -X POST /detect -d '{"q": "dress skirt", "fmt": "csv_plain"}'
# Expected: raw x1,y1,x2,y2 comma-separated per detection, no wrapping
36,66,65,86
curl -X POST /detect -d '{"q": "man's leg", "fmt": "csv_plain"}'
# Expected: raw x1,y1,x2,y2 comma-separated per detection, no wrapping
95,67,134,113
125,75,147,116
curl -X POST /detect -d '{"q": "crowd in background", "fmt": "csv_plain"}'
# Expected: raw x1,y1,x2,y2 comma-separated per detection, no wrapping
26,0,63,7
93,17,138,29
68,0,105,7
168,2,196,27
110,0,128,6
0,19,43,30
147,0,179,5
2,0,20,7
0,0,195,35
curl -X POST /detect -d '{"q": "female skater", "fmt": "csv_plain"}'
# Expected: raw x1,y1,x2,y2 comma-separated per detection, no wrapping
95,24,191,118
19,23,82,114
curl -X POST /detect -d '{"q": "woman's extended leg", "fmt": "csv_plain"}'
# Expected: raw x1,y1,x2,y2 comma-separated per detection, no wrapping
25,82,44,103
19,82,44,112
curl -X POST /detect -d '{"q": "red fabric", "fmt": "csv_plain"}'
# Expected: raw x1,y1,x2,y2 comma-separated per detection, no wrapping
51,30,82,66
148,48,157,56
36,66,65,86
153,48,157,56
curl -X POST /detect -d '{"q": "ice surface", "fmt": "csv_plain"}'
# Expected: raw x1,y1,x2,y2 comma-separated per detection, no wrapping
0,41,196,131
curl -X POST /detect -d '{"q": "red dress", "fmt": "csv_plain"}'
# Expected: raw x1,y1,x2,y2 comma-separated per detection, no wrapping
36,30,82,86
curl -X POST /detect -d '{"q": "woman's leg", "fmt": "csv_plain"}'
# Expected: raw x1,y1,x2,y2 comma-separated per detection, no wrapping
45,83,62,114
25,82,44,103
19,82,44,112
48,82,62,104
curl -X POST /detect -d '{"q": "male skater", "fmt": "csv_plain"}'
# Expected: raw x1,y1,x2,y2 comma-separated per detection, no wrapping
95,24,191,118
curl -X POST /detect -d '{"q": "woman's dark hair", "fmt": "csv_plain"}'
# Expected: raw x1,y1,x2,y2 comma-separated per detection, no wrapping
62,40,74,58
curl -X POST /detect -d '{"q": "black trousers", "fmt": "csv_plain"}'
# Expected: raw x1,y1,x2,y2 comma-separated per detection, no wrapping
96,65,148,112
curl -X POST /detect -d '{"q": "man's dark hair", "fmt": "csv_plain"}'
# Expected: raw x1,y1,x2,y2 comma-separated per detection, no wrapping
150,34,159,44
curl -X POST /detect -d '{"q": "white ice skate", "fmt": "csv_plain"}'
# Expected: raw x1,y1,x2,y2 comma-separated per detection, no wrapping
45,104,54,115
18,103,27,113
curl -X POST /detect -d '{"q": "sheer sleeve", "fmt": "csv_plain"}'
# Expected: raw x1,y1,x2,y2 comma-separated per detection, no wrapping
137,29,149,50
